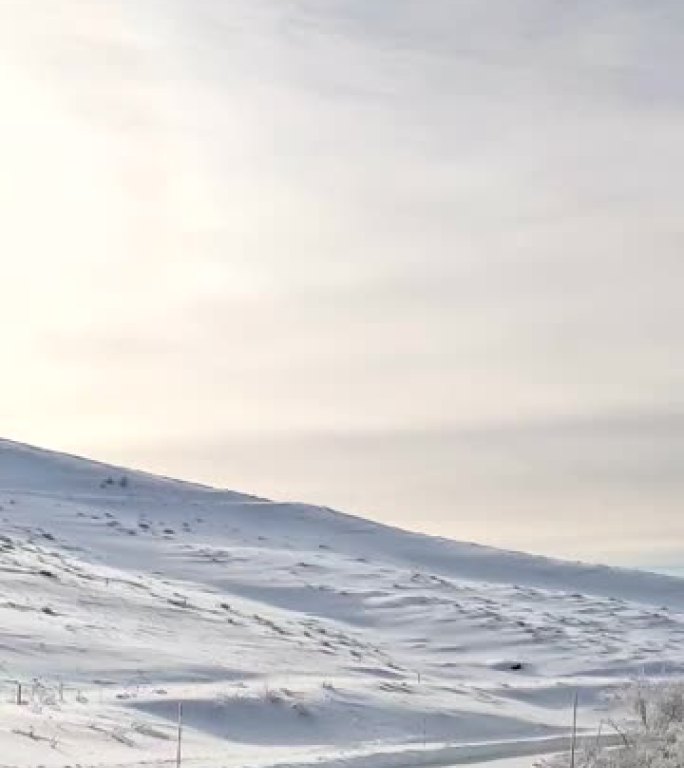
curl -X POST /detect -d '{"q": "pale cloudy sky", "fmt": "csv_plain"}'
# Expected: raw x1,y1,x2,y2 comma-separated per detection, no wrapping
1,1,682,568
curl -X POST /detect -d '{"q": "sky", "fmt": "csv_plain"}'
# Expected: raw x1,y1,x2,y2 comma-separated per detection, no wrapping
1,1,682,569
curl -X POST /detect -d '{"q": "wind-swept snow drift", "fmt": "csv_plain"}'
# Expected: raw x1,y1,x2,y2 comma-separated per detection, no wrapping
0,437,682,768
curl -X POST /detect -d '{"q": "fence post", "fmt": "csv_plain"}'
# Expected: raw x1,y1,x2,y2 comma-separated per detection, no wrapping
570,690,579,768
176,702,183,768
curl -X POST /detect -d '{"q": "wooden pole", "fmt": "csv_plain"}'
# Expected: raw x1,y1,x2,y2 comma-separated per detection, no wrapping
176,702,183,768
570,690,579,768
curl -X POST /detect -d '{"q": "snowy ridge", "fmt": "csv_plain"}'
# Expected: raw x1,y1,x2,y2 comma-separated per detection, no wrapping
0,438,682,768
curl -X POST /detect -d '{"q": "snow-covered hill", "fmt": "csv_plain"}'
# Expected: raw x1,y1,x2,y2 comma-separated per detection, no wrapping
0,438,682,768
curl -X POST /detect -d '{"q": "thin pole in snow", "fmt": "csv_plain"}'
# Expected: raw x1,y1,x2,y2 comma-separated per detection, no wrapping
570,690,579,768
176,702,183,768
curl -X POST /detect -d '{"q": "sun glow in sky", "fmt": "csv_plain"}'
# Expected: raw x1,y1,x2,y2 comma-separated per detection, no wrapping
1,1,683,567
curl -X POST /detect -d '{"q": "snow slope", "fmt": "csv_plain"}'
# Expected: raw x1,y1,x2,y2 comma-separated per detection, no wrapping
0,437,682,768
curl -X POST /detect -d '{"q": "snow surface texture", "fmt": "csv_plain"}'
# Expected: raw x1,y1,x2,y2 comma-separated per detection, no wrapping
0,437,682,768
